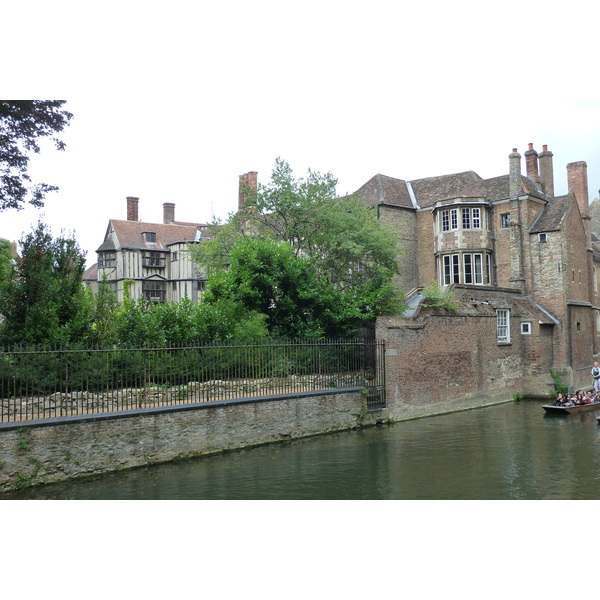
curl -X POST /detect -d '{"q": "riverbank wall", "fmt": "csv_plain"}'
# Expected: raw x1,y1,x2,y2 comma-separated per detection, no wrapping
0,387,384,493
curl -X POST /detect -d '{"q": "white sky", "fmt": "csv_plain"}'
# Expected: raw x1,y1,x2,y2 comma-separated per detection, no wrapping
2,0,600,271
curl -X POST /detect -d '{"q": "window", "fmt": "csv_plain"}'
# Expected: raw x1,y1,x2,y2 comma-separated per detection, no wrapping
142,251,167,268
501,213,510,229
462,208,471,230
144,232,156,243
497,309,510,343
450,209,458,230
443,254,460,285
143,280,166,302
472,207,481,229
441,211,449,232
196,279,207,292
440,253,489,286
171,251,179,261
521,322,531,335
463,253,483,284
538,233,547,243
440,209,459,232
98,252,116,269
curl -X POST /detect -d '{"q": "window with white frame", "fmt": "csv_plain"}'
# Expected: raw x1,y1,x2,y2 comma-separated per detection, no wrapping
440,253,490,286
443,254,460,285
501,213,510,229
497,309,510,343
463,253,483,284
440,208,459,232
451,208,458,230
462,208,471,229
521,322,531,335
441,211,449,232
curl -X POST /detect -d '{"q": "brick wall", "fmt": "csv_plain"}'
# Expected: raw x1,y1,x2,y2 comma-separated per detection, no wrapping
377,286,557,420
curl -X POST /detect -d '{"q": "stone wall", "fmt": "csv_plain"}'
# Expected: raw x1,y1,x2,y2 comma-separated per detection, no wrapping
0,388,381,493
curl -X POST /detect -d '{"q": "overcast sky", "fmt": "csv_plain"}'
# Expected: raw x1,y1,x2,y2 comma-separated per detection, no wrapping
3,1,600,271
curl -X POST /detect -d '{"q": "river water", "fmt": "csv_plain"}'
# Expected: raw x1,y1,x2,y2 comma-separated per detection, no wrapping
5,400,600,500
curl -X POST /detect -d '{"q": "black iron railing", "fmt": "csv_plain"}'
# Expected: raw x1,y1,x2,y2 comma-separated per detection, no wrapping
0,339,386,423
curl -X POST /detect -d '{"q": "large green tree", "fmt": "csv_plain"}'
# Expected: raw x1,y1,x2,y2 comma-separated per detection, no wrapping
193,158,404,338
0,100,73,211
0,222,93,346
0,237,15,284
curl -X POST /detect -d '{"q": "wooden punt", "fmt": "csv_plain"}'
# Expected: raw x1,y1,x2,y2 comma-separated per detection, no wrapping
543,402,600,414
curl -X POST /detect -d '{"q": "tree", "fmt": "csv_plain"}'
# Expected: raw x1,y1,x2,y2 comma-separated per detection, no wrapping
0,237,15,284
0,221,92,346
0,100,73,211
193,158,404,338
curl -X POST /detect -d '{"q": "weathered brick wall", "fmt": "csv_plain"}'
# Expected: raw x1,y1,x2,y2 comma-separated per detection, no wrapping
416,211,436,285
378,205,418,291
0,389,377,493
377,287,556,420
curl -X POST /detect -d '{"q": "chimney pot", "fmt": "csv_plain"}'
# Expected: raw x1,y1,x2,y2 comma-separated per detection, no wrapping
538,146,554,197
524,143,539,183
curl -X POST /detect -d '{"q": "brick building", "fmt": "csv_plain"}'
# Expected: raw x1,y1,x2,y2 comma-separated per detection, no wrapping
354,145,600,417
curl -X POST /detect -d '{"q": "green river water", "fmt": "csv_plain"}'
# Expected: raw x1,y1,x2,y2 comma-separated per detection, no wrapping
5,400,600,500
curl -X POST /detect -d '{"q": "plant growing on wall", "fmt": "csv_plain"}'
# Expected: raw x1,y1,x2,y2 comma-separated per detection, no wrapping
421,283,458,312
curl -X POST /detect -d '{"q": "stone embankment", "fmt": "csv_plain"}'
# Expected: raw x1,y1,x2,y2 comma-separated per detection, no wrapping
1,373,365,423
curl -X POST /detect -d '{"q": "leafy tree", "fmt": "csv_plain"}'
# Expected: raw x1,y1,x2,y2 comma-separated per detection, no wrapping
0,100,73,211
0,237,15,284
193,158,404,337
0,221,92,346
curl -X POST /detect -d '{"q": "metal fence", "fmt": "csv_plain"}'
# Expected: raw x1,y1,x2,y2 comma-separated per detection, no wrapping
0,339,386,424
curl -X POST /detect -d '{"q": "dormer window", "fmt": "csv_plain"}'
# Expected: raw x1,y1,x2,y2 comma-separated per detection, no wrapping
144,232,156,243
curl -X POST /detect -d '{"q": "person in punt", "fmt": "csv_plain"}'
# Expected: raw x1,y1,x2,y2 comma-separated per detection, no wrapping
574,392,586,405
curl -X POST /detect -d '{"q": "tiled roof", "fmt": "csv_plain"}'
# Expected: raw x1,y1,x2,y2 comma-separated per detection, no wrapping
482,174,546,202
409,171,487,208
84,263,98,280
529,194,571,233
512,297,559,325
96,219,207,253
354,174,413,208
355,170,548,209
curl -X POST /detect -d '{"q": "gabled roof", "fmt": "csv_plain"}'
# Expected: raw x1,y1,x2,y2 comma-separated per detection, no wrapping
529,194,571,233
409,171,487,208
96,219,208,253
482,174,546,202
354,174,413,208
512,297,559,325
355,169,548,209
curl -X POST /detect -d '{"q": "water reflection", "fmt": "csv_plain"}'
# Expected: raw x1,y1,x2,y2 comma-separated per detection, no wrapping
5,401,600,500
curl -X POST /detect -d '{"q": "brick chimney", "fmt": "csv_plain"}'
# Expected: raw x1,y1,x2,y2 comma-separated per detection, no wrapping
126,196,139,221
509,148,521,198
238,171,258,210
524,143,539,184
538,145,554,198
163,202,175,224
567,161,589,213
